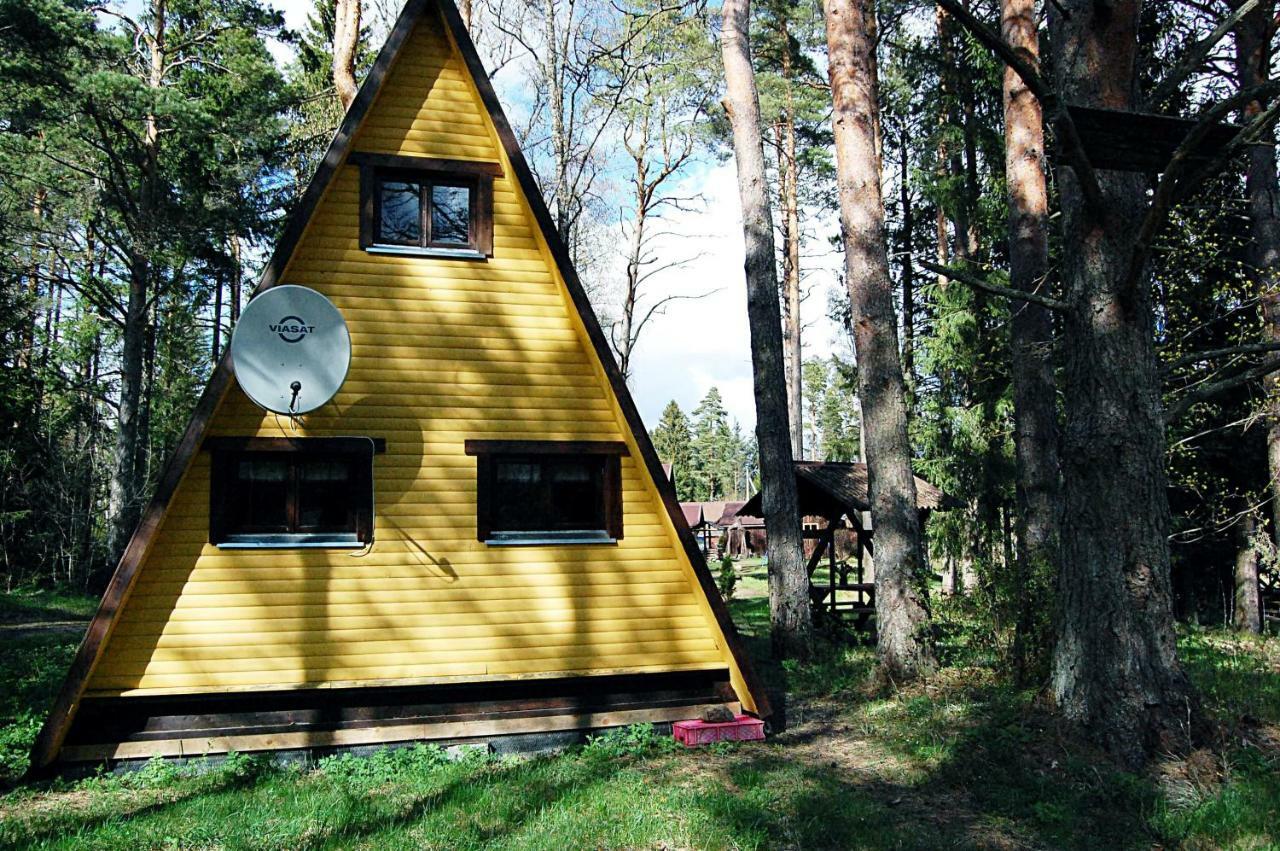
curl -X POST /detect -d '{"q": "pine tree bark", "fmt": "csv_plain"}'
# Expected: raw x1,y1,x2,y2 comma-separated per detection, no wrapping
825,0,936,679
1002,0,1061,682
108,0,165,561
780,26,804,459
333,0,361,111
1234,513,1263,633
212,272,223,363
1048,0,1193,768
721,0,810,659
936,6,973,264
899,136,915,389
230,234,243,323
1234,0,1280,543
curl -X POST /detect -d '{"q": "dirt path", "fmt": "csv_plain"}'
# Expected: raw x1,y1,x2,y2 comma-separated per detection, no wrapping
0,620,88,640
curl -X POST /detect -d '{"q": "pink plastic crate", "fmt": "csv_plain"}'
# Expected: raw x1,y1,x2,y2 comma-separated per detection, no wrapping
672,715,765,747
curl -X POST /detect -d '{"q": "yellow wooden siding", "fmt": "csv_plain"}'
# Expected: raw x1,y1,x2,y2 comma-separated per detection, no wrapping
86,10,754,709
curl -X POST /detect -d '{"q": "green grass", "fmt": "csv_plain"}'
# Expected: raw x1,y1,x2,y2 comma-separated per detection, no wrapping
0,590,1278,849
731,557,768,599
0,589,96,625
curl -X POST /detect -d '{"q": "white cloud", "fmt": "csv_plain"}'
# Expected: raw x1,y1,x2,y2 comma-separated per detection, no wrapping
626,162,845,433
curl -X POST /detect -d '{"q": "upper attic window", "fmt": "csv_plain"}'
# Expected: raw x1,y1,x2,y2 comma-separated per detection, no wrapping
351,153,498,259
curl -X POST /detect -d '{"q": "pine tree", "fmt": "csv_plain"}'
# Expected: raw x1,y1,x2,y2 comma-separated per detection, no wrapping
651,400,695,500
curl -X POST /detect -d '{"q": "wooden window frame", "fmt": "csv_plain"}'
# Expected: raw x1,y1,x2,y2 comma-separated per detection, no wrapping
352,153,497,259
204,437,384,548
464,440,627,545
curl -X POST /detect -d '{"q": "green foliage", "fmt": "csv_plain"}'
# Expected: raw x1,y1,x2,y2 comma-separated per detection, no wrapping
583,723,677,759
0,628,81,784
688,387,752,500
654,390,756,502
801,356,860,461
318,742,455,785
651,399,695,499
0,0,295,588
717,554,737,600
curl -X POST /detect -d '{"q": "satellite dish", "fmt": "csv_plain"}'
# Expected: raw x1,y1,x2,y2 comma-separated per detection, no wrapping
230,285,351,415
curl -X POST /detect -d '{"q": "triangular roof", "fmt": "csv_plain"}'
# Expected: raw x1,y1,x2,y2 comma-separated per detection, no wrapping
29,0,767,771
739,461,951,519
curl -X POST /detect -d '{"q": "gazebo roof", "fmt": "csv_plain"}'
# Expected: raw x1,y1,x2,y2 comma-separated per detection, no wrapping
739,461,951,519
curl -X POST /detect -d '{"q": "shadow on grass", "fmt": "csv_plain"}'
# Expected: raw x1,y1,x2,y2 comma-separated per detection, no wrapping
0,592,95,626
0,757,280,847
1179,629,1280,724
727,595,1166,849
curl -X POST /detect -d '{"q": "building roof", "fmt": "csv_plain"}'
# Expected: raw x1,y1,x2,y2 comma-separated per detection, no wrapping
739,461,951,519
717,500,764,528
680,502,703,528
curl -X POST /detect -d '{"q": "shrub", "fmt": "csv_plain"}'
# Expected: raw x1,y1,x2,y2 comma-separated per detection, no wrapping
583,723,676,758
317,742,453,785
717,555,737,600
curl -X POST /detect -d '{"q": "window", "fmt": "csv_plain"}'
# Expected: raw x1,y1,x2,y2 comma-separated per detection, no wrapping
352,153,497,258
465,440,627,545
204,437,384,548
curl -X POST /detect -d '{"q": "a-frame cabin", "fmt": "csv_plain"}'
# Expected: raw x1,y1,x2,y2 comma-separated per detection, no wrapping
30,0,766,771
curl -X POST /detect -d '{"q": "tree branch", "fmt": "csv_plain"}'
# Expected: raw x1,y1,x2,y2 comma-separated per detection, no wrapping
934,0,1105,215
917,259,1070,312
1166,355,1280,423
1125,82,1280,294
1162,340,1280,374
1149,0,1261,107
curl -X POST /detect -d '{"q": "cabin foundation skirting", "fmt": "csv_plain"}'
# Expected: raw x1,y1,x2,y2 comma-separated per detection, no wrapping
57,670,738,765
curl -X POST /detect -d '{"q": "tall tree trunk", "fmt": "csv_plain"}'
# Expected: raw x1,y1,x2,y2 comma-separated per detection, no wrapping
617,149,647,382
1048,0,1193,768
899,135,916,390
721,0,810,659
825,0,936,679
1235,0,1280,543
780,26,804,459
1002,0,1061,682
230,233,243,323
1234,513,1263,633
22,189,46,373
936,6,973,264
333,0,361,111
460,0,473,31
212,271,223,363
109,0,165,562
544,0,572,244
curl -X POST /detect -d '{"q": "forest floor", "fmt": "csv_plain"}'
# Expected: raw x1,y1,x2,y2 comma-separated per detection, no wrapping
0,585,1277,850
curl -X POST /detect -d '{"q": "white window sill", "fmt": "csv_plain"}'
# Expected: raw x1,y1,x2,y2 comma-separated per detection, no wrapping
365,244,487,261
215,534,367,549
484,531,617,547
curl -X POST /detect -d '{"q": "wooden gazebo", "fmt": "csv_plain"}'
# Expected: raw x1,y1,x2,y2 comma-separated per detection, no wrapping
741,462,949,630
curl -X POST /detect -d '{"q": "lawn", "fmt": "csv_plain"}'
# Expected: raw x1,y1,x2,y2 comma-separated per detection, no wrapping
0,590,1277,849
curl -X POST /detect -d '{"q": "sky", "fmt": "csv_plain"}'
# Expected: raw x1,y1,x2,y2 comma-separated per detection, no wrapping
260,0,848,431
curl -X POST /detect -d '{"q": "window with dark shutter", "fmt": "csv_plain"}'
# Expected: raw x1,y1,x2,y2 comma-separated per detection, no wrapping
204,437,383,548
464,440,627,545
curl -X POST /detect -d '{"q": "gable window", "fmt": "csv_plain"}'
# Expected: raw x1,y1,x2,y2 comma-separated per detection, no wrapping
204,437,385,548
465,440,627,545
352,152,497,258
